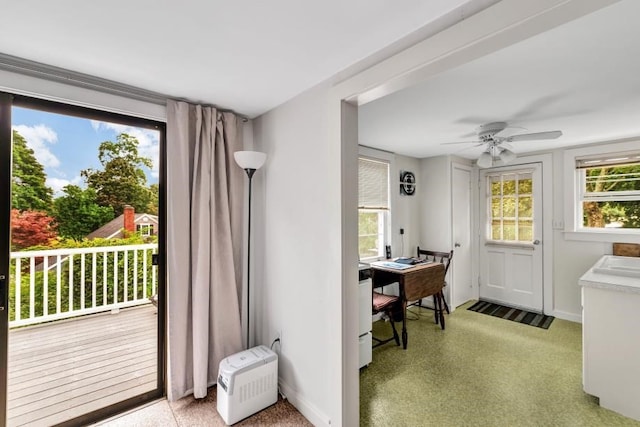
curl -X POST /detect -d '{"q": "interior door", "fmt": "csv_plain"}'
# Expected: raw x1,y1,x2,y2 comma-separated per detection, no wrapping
479,163,543,312
451,163,473,308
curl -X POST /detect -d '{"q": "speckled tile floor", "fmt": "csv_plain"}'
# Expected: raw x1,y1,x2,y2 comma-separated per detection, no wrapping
96,300,640,426
96,387,311,427
361,300,640,427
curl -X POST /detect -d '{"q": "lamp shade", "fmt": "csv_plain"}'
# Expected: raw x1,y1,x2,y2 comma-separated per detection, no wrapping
500,148,517,164
477,151,493,168
234,151,267,170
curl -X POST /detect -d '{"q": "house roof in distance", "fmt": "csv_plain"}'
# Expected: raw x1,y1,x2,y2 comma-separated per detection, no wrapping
86,213,158,240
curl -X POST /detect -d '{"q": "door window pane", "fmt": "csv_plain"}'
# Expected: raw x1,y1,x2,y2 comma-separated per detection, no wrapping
487,171,535,242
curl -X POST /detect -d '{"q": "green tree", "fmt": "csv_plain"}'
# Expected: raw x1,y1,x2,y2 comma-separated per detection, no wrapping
147,183,159,215
584,165,640,228
53,185,115,240
12,130,53,211
81,133,153,216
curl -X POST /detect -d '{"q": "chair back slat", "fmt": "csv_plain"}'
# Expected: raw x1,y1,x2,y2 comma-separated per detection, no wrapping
416,247,454,276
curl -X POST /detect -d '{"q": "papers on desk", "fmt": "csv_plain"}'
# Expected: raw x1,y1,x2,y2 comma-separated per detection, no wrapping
370,261,414,270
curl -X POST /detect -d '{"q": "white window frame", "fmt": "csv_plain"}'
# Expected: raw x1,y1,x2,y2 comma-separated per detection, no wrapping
564,140,640,243
358,147,393,262
136,223,153,237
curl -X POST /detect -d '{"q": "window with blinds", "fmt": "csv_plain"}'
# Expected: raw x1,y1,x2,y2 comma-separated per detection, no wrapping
358,157,390,260
576,152,640,229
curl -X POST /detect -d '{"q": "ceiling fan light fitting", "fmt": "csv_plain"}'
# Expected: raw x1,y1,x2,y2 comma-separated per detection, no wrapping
477,151,493,168
500,148,517,163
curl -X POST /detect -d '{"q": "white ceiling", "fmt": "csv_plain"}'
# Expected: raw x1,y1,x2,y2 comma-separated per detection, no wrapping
3,1,636,159
359,0,640,160
0,0,475,118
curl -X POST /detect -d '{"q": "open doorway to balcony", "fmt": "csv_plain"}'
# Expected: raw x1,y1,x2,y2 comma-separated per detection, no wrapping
0,93,165,426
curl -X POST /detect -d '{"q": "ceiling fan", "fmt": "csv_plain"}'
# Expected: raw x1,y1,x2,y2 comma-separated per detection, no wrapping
444,122,563,168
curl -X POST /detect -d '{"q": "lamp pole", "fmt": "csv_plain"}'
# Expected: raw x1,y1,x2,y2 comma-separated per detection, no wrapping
243,167,256,350
234,150,266,350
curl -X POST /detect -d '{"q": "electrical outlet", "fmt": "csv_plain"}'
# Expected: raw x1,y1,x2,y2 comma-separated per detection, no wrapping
400,228,404,235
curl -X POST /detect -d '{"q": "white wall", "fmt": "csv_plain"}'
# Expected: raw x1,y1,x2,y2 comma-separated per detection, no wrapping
549,140,634,321
251,81,338,426
251,3,616,425
419,156,452,251
393,155,423,258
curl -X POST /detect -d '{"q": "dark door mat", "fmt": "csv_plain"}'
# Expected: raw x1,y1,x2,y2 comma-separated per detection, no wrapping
467,301,554,329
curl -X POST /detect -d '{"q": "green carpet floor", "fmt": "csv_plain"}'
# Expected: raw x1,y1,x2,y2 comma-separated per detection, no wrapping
360,301,640,427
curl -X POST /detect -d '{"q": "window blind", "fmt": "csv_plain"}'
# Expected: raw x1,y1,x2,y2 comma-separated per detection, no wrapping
576,153,640,169
358,157,389,209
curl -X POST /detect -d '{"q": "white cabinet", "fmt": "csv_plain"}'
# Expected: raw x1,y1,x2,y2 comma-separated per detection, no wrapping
358,277,372,368
580,256,640,422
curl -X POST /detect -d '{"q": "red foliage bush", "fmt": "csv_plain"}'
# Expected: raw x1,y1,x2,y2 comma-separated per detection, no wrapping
11,209,58,250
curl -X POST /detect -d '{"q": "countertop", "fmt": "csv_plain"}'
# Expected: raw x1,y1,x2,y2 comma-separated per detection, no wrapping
579,255,640,295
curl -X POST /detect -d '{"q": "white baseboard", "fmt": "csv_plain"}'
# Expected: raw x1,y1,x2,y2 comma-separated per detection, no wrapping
278,377,331,426
553,309,582,323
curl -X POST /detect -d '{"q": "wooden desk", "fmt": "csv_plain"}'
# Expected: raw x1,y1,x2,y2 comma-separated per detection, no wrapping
371,262,445,349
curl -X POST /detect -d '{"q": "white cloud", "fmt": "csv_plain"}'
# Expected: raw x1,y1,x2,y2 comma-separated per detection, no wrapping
91,120,160,178
13,124,60,168
47,176,83,198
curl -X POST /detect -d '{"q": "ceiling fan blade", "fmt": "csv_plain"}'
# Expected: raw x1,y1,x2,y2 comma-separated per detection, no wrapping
493,125,527,138
441,140,482,145
453,143,485,155
505,130,562,142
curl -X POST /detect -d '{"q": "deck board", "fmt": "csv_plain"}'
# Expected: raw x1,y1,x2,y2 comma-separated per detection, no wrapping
7,305,158,427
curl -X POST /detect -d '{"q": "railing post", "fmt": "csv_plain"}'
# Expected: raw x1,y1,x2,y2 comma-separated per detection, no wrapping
68,254,74,313
29,257,35,319
113,251,118,306
133,250,138,301
56,255,61,315
123,250,128,303
43,256,49,317
143,248,148,298
15,258,21,322
103,250,108,307
92,253,97,309
80,253,86,311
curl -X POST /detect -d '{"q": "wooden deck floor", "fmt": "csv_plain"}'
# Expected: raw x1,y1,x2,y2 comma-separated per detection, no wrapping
7,305,158,427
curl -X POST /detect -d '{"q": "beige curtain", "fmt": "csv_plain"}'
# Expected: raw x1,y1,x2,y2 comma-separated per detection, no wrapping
166,99,244,400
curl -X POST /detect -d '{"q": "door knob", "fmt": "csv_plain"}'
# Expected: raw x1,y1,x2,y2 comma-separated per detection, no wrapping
533,240,541,245
454,242,461,248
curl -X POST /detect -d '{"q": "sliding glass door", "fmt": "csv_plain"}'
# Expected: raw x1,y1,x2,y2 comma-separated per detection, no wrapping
0,93,165,427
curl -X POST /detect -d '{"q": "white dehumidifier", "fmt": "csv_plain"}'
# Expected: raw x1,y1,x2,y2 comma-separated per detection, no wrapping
216,345,278,425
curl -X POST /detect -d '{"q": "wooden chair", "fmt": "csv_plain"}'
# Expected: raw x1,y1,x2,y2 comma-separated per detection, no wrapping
416,247,454,314
405,262,446,329
372,291,402,347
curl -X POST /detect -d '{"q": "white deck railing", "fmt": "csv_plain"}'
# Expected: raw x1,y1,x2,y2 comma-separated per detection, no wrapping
9,244,158,328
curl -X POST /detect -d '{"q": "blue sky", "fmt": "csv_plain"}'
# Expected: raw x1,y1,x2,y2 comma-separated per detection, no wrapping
12,107,159,197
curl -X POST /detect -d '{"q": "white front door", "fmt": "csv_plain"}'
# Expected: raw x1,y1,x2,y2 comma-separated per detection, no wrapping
479,163,543,312
451,163,473,308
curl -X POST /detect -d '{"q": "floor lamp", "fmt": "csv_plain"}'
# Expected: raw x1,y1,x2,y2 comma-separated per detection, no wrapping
234,151,267,349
